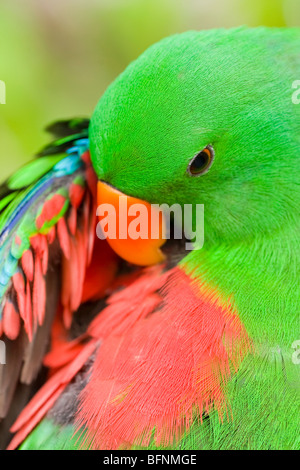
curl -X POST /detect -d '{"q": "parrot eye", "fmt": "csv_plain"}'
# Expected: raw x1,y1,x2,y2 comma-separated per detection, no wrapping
187,145,215,177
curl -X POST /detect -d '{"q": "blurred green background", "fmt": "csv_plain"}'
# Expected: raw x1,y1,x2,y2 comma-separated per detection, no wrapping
0,0,299,181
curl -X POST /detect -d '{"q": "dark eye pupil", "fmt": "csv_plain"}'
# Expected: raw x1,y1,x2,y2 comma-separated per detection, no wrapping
187,145,214,177
190,151,209,174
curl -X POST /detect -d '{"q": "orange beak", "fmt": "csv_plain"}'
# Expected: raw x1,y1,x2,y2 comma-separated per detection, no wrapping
97,181,166,266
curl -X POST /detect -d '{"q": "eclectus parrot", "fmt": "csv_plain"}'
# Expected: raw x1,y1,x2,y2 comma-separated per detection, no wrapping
0,27,299,450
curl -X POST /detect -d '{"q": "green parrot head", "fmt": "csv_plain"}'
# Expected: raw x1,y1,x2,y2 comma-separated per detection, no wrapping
90,27,300,248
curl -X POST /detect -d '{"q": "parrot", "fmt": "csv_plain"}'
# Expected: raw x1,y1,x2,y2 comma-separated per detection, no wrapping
0,26,299,450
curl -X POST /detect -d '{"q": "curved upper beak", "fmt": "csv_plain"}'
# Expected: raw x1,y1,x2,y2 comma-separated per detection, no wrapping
97,181,166,266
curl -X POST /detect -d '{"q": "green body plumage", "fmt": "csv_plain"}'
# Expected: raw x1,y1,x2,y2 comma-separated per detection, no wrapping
1,27,300,450
90,27,300,449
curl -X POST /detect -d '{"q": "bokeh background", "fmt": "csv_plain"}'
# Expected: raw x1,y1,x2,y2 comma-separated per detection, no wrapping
1,0,299,181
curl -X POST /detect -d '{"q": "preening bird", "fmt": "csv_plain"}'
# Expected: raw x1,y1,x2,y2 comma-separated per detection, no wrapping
0,27,299,450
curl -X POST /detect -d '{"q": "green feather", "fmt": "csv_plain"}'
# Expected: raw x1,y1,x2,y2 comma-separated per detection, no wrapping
7,155,64,190
19,419,84,451
88,27,300,449
10,28,300,450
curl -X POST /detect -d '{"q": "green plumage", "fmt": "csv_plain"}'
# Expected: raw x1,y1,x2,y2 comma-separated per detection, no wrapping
4,27,300,450
19,420,80,451
89,27,300,449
